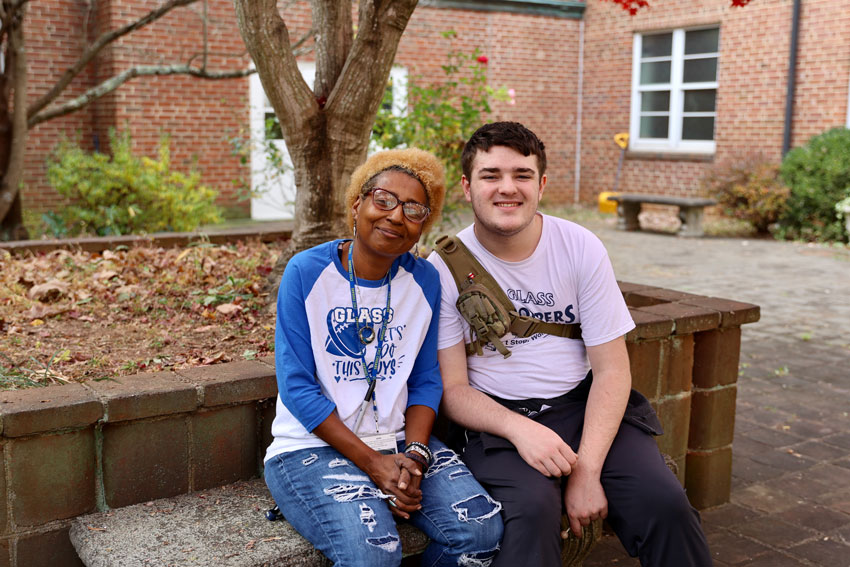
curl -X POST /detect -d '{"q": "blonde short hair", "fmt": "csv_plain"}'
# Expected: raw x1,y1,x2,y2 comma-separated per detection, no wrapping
345,148,446,234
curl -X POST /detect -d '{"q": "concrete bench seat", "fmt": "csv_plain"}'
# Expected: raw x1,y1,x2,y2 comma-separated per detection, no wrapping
607,193,717,237
69,477,601,566
70,478,429,567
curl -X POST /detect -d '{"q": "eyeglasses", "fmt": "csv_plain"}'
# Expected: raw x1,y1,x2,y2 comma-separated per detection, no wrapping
365,187,431,223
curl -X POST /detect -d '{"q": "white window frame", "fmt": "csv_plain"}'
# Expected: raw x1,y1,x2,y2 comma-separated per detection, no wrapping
629,27,719,154
369,66,409,153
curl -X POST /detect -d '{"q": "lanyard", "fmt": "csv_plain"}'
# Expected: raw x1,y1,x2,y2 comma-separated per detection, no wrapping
347,242,392,433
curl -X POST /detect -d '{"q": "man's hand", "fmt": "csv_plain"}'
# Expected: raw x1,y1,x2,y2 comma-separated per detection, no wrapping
563,465,608,539
510,418,577,477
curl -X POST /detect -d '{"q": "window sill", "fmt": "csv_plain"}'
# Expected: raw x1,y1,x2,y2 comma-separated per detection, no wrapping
625,150,715,163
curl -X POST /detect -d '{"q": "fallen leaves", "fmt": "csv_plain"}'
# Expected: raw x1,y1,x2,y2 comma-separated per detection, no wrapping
215,303,242,316
28,280,70,302
1,240,280,389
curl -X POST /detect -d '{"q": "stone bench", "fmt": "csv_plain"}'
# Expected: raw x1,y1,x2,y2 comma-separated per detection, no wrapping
69,478,429,567
607,194,717,237
69,478,601,566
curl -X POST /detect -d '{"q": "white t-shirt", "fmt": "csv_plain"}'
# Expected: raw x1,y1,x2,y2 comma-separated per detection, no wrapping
428,214,635,400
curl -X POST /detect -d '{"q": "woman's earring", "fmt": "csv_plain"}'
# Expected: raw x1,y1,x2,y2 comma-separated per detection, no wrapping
353,222,357,239
414,242,420,259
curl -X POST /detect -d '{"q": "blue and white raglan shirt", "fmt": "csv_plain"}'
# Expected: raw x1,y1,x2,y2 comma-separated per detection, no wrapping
264,240,443,463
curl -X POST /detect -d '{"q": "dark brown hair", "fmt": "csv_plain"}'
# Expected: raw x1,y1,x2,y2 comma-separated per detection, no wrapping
461,122,547,179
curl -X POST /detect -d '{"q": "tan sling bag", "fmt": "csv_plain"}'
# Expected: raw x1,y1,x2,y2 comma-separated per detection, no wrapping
434,235,582,359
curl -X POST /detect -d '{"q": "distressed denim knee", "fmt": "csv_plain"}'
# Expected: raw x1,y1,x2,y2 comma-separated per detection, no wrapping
265,448,403,567
412,441,504,567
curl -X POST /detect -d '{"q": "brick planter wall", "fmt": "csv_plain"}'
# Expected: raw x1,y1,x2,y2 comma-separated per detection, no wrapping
0,284,758,567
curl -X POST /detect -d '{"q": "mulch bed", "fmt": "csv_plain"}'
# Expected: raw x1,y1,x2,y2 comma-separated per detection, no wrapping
0,240,282,390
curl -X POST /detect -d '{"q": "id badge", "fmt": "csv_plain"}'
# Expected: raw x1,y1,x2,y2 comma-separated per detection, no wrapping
359,432,398,455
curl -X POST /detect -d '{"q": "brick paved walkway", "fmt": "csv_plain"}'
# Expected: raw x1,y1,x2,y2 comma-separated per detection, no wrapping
582,218,850,567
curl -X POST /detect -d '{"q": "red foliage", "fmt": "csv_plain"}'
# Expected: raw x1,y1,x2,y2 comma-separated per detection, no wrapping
603,0,752,14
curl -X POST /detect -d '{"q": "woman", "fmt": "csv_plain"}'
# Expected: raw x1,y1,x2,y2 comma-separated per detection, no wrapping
264,148,504,567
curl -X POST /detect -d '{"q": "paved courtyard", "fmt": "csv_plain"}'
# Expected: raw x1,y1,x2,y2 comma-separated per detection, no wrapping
580,216,850,567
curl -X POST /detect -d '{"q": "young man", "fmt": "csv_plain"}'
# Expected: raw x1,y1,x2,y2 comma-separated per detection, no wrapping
428,122,711,566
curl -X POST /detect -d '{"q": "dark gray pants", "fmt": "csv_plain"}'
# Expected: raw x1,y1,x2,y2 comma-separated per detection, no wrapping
460,404,712,567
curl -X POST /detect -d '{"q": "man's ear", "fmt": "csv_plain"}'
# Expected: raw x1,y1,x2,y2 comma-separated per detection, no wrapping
461,176,473,203
538,173,547,200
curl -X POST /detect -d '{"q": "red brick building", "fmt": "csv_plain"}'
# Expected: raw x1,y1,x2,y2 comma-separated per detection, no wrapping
21,0,850,221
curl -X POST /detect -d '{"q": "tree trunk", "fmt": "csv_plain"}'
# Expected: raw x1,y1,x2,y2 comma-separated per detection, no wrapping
0,191,26,241
234,0,419,301
0,2,30,240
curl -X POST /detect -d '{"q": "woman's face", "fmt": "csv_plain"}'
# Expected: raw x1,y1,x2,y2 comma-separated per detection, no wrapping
352,170,428,261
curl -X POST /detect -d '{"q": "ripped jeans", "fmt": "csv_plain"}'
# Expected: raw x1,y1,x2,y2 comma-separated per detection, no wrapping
265,437,503,567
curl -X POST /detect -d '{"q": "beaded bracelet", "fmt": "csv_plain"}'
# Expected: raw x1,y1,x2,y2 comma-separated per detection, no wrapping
404,451,429,471
404,441,433,465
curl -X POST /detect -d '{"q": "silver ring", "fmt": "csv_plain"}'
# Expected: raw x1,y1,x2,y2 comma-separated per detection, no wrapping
388,497,398,508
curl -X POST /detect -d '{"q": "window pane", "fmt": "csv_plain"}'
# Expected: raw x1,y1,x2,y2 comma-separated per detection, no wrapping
683,57,717,83
640,61,671,85
685,29,719,55
683,89,716,112
682,117,715,140
265,112,283,140
640,115,669,138
641,33,672,58
641,91,671,112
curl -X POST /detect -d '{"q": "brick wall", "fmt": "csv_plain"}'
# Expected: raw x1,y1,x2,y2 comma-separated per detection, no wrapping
0,359,279,567
580,0,850,203
24,0,255,217
21,0,850,217
23,1,95,214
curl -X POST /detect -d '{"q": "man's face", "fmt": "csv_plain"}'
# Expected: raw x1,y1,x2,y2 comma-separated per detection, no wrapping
462,145,547,239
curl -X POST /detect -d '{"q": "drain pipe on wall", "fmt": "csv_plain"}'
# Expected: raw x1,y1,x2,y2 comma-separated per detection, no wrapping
574,18,585,204
782,0,802,156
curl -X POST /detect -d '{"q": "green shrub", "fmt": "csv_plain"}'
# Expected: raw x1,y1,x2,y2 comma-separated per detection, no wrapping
701,156,789,234
777,127,850,242
46,130,222,236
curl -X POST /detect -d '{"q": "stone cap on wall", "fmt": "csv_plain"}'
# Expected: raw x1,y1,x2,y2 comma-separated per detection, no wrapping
0,358,277,438
619,281,760,341
0,223,293,256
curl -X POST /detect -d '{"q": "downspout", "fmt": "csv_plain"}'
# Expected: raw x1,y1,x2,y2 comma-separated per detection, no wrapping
574,18,584,204
782,0,802,156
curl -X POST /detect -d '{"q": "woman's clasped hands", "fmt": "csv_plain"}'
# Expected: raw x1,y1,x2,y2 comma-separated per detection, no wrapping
366,452,425,519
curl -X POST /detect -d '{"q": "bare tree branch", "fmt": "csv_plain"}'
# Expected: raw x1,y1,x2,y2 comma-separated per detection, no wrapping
29,64,255,127
291,27,315,56
312,0,352,101
27,0,198,120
